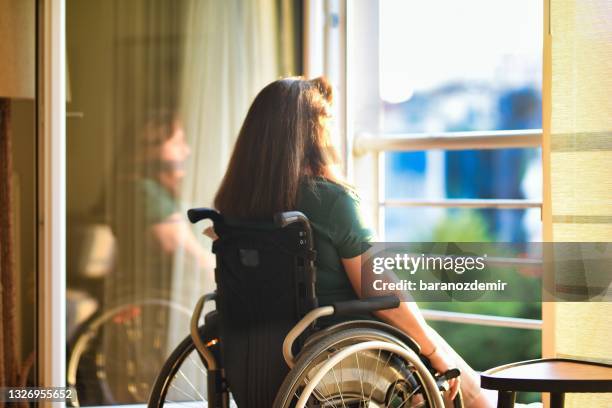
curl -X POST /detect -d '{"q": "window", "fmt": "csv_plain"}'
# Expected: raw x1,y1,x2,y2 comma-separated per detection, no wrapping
343,0,544,395
379,0,542,243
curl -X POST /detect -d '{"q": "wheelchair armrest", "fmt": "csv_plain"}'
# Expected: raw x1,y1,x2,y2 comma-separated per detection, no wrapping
283,306,335,368
190,292,218,370
282,296,400,368
332,295,400,316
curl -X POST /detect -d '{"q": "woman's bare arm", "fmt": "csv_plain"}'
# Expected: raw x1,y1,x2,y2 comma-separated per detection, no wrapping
341,256,437,355
341,255,461,399
150,212,216,269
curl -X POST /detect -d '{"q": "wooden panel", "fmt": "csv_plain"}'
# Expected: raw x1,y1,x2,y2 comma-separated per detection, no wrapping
546,0,612,405
553,224,612,242
551,152,612,217
0,0,35,99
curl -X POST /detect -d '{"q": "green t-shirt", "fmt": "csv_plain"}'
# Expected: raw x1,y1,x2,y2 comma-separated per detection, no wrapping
137,178,180,224
112,177,180,294
297,177,374,307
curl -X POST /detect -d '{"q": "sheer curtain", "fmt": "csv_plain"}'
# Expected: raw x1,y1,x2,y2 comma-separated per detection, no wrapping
157,0,300,392
545,0,612,406
170,0,299,343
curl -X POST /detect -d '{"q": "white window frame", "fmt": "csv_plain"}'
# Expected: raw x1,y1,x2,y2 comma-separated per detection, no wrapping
38,0,67,393
309,0,543,332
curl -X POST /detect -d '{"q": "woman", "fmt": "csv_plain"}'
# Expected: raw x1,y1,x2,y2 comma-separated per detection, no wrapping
213,77,493,407
113,110,214,295
104,111,215,403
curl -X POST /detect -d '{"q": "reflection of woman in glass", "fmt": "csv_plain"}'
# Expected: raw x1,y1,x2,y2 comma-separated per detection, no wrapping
104,111,213,403
212,78,493,407
114,110,213,297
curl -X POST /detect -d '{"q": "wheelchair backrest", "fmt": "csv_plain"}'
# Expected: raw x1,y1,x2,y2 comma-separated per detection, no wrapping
191,208,317,407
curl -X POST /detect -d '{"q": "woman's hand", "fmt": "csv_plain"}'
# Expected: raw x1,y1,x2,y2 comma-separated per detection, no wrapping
427,347,461,400
203,226,218,240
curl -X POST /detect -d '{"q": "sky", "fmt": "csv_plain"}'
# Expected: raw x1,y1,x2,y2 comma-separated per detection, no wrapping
379,0,543,103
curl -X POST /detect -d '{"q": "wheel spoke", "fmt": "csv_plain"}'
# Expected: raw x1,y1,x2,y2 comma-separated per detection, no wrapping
313,353,339,407
366,348,382,403
187,354,208,375
300,376,338,408
370,351,394,405
177,368,206,401
395,394,415,408
169,380,202,403
387,383,400,407
329,356,347,408
403,381,424,405
354,352,365,403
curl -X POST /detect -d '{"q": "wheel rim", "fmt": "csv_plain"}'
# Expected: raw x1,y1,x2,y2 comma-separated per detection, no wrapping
288,341,444,408
151,336,237,407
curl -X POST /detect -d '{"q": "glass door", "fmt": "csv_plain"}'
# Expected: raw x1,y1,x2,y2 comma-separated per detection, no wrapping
65,0,300,404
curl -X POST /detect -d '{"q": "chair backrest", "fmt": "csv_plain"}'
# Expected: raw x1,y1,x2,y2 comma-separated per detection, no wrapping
189,208,317,407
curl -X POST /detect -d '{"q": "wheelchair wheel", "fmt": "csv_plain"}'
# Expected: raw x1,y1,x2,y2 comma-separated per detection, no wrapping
67,298,191,406
148,327,236,407
274,327,463,408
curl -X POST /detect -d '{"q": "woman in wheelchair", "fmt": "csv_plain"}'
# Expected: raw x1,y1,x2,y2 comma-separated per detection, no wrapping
149,77,493,407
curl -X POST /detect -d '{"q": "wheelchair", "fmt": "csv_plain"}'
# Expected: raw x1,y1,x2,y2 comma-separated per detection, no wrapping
148,208,463,408
67,296,192,406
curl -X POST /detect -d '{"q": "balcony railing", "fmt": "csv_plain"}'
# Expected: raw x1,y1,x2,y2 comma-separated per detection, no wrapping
354,129,542,154
355,129,544,331
382,198,542,210
422,309,542,330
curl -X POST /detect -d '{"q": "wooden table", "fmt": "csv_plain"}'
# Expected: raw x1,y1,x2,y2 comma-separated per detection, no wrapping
480,358,612,407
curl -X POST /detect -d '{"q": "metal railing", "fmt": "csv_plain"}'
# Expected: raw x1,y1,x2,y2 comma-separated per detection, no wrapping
354,129,544,331
422,309,542,330
382,198,542,210
354,129,542,154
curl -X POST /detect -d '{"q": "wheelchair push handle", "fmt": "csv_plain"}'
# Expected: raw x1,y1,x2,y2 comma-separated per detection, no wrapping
274,211,314,251
187,208,224,225
332,295,400,316
274,211,308,228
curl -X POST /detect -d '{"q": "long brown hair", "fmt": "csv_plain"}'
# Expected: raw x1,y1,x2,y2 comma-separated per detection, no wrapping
214,77,340,219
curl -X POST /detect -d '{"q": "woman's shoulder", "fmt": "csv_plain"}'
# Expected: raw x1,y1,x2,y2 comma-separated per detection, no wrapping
305,176,360,203
299,177,366,225
307,177,374,254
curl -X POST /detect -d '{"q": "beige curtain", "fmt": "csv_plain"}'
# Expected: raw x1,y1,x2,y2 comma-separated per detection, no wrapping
544,0,612,406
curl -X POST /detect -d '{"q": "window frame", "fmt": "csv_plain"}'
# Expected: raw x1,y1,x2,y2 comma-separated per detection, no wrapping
38,0,67,389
